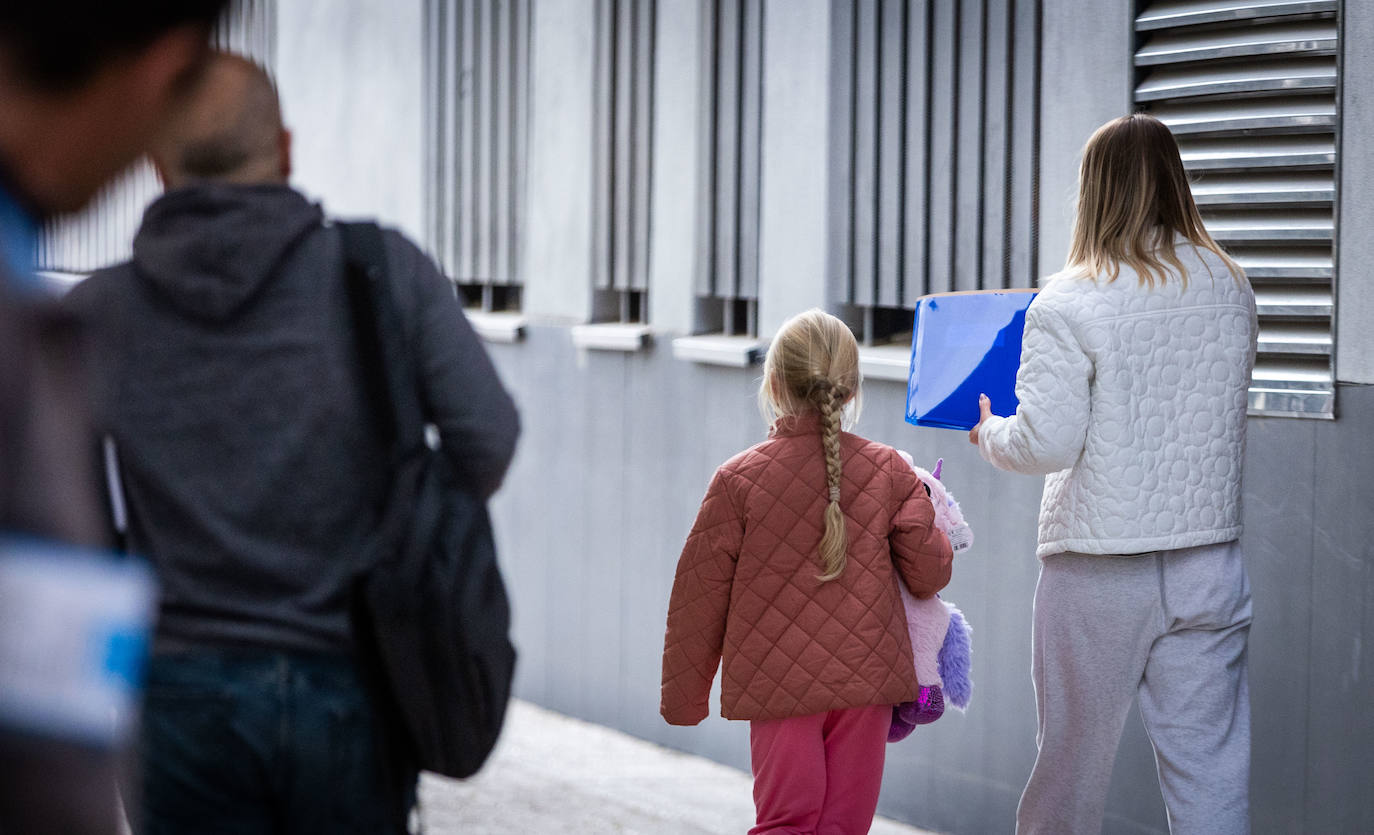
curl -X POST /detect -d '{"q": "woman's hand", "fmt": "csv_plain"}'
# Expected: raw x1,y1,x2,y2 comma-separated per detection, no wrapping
968,393,992,446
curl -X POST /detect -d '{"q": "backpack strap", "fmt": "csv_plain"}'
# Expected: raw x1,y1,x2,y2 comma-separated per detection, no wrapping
338,221,427,460
94,273,138,555
337,222,430,830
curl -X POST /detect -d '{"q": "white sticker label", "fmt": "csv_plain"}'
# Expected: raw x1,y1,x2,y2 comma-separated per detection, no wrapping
0,539,155,746
947,523,973,553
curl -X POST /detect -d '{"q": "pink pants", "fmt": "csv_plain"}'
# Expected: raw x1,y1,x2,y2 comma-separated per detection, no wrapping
748,704,891,835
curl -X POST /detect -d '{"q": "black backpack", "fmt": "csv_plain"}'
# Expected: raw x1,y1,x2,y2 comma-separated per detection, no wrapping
339,222,516,783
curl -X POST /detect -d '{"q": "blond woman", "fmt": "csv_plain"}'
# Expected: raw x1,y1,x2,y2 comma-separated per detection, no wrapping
971,113,1258,834
662,309,952,834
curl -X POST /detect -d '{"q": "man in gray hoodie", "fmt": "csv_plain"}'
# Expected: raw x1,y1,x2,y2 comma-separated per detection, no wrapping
65,53,520,834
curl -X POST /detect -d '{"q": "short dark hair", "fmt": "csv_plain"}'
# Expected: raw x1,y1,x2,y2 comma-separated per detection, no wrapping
0,1,230,91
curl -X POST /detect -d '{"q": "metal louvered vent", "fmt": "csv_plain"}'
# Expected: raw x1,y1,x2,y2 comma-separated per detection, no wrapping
423,0,531,311
591,0,655,320
1134,0,1339,418
695,0,763,337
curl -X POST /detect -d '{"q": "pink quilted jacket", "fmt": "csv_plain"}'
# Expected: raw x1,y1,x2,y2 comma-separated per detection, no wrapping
660,414,953,724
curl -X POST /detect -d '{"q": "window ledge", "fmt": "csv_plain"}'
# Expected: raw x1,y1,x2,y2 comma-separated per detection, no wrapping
859,344,912,383
672,334,767,368
465,310,527,344
570,322,653,352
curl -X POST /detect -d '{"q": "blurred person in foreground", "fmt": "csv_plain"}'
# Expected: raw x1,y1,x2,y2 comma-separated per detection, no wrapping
0,3,226,833
64,53,520,834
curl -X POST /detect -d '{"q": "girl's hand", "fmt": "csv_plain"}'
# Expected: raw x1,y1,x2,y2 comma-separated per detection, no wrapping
968,393,992,446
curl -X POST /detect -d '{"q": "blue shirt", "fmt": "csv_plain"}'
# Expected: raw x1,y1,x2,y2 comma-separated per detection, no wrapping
0,182,40,291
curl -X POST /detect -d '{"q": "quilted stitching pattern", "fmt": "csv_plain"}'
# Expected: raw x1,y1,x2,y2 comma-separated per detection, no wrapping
661,416,953,724
979,240,1257,558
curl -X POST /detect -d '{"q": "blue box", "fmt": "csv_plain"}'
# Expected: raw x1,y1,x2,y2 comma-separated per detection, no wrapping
905,289,1038,431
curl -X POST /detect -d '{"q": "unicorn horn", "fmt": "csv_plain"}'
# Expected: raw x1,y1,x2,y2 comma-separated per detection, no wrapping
932,458,943,480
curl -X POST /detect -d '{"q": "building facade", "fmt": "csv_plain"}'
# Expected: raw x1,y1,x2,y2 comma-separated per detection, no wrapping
46,1,1373,832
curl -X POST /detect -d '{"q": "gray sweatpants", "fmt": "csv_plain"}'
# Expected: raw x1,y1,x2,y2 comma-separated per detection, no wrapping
1017,541,1252,835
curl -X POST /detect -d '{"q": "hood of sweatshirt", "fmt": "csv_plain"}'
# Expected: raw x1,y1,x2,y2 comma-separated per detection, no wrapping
131,183,323,322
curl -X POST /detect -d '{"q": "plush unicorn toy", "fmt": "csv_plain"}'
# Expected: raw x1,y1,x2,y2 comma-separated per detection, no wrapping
889,454,973,742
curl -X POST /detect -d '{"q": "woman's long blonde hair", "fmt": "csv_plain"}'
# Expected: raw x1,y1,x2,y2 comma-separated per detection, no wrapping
1068,113,1241,287
758,309,861,583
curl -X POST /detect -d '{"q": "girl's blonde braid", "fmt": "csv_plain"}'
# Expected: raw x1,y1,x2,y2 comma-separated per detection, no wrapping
814,381,849,582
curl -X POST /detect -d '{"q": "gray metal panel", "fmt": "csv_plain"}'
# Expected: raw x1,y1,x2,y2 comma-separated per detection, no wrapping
459,0,478,280
825,0,856,307
612,0,636,291
850,0,878,306
422,0,437,266
448,0,462,276
713,0,741,299
736,0,763,300
1233,247,1333,279
1006,0,1041,289
1136,0,1336,30
1151,95,1336,136
875,0,906,308
213,0,277,65
1251,284,1332,317
698,0,762,305
1136,19,1337,66
952,0,985,292
1241,414,1318,827
1307,385,1374,828
829,0,1042,308
1190,170,1334,207
1135,57,1336,102
1339,0,1374,384
900,0,931,300
512,0,531,288
693,0,719,298
630,0,655,293
1256,322,1332,354
492,0,513,287
475,0,496,282
591,0,614,291
981,0,1011,291
1205,209,1332,243
424,0,530,287
1178,134,1334,170
440,0,458,275
925,0,958,295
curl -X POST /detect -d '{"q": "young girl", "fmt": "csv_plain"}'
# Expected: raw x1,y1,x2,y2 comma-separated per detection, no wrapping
661,309,953,834
971,113,1257,834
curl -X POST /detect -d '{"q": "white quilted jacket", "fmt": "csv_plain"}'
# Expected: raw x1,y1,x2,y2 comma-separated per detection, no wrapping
978,240,1257,558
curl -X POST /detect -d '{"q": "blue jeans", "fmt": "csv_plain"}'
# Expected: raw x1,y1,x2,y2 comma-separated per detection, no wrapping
137,650,413,834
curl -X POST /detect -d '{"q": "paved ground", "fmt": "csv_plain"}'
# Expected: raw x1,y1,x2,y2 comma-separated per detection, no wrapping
419,700,937,834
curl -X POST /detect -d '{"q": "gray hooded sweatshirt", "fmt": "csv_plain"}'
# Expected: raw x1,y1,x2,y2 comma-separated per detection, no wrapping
65,183,520,653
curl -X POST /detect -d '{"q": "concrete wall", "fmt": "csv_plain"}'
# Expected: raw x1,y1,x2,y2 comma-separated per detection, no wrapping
756,0,835,336
484,334,1374,835
275,0,426,242
1036,0,1134,284
522,0,598,324
477,1,1374,832
647,0,707,335
267,0,1374,829
483,333,1374,834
